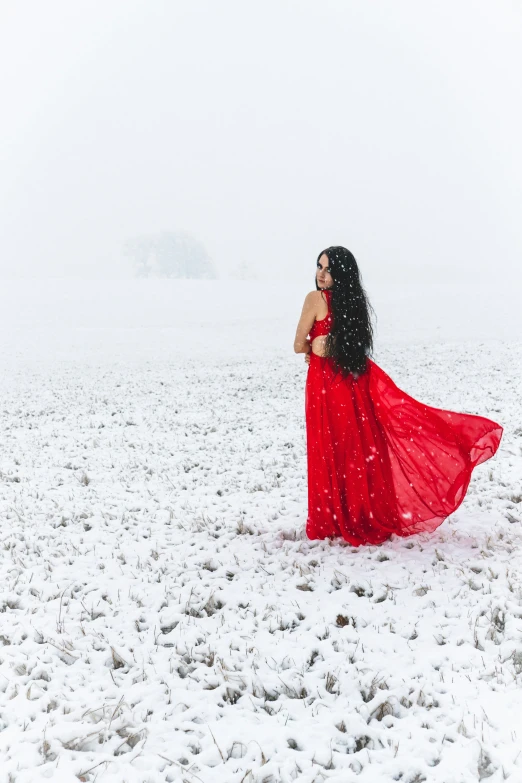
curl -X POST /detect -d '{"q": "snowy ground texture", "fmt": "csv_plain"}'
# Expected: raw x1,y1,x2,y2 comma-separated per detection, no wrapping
1,281,522,783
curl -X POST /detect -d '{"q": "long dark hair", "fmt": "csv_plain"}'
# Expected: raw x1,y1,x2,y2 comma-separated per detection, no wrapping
315,246,375,377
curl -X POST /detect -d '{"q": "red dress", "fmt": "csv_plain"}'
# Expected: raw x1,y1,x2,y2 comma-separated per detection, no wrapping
305,289,503,545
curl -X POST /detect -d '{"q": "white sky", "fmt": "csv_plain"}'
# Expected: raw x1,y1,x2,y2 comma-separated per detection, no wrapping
1,0,521,284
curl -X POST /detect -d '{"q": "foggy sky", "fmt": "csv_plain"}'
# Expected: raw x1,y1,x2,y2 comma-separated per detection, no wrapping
1,0,521,284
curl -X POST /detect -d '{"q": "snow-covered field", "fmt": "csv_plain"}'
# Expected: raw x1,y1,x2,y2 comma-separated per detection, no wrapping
0,279,521,783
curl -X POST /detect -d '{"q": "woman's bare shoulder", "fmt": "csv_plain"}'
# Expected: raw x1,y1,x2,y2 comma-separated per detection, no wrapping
304,290,323,304
308,289,330,307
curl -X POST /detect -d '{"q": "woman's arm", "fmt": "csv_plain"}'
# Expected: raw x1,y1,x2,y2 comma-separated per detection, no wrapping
293,292,317,353
301,338,312,356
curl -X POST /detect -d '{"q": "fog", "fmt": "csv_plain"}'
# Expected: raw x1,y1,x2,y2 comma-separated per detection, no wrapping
1,0,521,287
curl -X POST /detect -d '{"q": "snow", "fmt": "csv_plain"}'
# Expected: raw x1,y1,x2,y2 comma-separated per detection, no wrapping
0,279,521,782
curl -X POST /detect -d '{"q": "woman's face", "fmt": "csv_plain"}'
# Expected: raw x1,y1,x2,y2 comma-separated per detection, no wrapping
316,253,333,289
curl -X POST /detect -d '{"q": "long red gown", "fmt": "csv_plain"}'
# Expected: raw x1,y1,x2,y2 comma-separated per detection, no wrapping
305,289,503,545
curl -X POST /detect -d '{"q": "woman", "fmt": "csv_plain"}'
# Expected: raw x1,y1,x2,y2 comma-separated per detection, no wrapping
293,246,503,546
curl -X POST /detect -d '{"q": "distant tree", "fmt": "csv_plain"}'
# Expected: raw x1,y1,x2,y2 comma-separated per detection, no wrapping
230,260,257,280
123,231,217,279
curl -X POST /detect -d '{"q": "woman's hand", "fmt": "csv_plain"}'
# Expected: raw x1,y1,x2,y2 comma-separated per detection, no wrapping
305,347,311,364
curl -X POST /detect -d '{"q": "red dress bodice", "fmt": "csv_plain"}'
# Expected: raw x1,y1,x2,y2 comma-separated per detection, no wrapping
309,289,332,341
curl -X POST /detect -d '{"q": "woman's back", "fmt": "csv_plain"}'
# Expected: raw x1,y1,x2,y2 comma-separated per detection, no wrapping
309,289,332,356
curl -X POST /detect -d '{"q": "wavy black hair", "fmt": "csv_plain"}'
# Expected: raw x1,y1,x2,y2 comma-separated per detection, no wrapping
315,246,375,377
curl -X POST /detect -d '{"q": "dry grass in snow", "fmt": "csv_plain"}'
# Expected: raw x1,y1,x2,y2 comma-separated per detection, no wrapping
0,341,521,782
